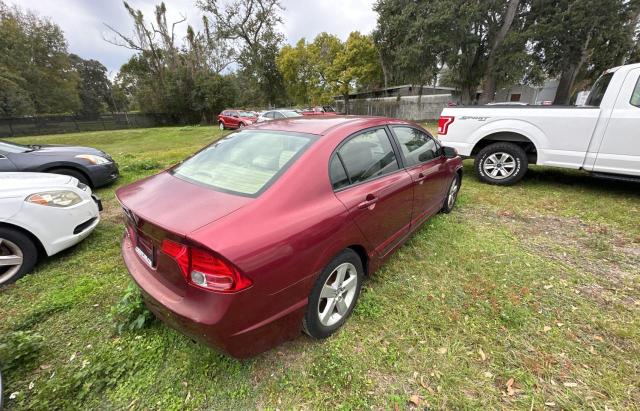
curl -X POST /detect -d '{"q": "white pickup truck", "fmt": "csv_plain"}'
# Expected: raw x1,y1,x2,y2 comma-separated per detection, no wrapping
438,63,640,185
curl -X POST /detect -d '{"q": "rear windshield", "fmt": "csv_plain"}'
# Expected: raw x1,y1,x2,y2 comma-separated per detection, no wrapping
172,131,314,196
586,73,614,107
283,111,303,118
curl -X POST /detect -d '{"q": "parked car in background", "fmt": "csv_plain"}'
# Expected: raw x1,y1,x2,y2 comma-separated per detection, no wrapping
0,140,119,187
256,109,303,123
217,110,257,130
117,116,462,358
301,106,338,116
0,173,101,285
438,62,640,185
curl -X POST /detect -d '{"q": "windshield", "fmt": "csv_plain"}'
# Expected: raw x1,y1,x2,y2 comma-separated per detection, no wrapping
172,131,315,196
0,141,29,153
239,111,255,118
282,111,303,118
586,73,614,107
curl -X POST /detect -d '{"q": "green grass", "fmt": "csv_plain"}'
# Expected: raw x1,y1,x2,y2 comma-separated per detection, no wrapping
1,125,639,410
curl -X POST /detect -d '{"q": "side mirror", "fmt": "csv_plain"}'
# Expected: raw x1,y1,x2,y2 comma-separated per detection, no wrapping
442,146,457,159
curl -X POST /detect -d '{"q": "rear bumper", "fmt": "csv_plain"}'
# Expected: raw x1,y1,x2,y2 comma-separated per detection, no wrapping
87,162,119,187
120,235,305,358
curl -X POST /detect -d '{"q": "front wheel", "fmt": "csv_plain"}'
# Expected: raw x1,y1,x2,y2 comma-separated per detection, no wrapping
303,249,363,339
219,122,225,130
475,142,528,185
0,228,38,286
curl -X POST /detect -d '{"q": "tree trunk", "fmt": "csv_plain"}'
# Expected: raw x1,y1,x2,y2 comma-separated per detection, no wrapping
478,0,520,104
343,93,350,114
553,29,593,105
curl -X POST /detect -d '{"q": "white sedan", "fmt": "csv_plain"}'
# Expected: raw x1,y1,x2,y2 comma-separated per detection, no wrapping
0,172,101,285
256,109,303,123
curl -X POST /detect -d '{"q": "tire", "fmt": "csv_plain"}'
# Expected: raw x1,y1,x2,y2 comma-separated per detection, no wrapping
48,167,91,186
0,227,38,286
239,122,245,129
219,122,225,130
303,249,364,339
441,173,461,213
475,142,528,185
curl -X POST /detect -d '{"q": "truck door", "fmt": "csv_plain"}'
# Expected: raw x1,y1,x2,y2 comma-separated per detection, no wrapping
593,68,640,176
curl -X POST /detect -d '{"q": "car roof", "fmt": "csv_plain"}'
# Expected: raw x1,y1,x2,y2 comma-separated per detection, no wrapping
249,115,417,135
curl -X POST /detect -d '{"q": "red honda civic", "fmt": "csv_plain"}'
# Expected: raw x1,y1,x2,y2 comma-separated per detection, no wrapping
117,116,462,358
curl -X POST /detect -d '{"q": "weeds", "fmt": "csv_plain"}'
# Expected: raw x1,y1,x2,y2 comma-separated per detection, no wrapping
109,281,154,335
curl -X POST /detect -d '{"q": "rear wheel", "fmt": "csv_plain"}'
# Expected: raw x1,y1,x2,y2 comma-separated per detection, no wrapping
47,167,91,186
303,249,363,339
0,228,38,286
441,173,460,213
475,142,528,185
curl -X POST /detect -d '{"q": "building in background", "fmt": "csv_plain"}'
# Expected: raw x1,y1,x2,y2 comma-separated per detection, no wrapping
494,80,559,105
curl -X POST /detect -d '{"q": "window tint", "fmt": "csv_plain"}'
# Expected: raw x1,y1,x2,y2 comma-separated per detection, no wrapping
630,77,640,107
336,128,399,186
392,126,439,166
173,131,314,196
586,73,614,107
329,155,349,190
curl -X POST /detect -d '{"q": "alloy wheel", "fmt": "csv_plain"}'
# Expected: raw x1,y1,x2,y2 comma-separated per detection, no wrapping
0,238,24,284
219,122,224,130
317,262,358,327
482,152,516,179
447,177,459,209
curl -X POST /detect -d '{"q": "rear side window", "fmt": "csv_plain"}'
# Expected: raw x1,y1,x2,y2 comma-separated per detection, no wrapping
274,112,285,119
331,128,399,189
329,155,350,190
392,126,440,166
173,131,314,196
586,73,614,107
631,77,640,107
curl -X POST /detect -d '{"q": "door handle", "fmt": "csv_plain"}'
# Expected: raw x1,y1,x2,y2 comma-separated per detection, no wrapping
416,172,428,184
357,194,378,210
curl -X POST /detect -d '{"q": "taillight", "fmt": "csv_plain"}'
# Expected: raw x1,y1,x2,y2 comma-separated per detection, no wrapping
438,116,455,135
161,239,252,293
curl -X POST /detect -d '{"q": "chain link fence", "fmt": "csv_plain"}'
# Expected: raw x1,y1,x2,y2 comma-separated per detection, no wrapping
0,113,181,138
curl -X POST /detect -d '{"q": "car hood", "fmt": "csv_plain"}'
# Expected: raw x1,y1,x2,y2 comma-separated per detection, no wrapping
115,171,254,236
0,172,74,195
30,145,109,158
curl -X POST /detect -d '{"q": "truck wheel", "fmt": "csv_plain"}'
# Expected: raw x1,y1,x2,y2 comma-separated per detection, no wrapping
475,142,528,185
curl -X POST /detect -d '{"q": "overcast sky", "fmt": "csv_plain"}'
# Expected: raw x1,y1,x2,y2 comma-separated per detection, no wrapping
12,0,378,75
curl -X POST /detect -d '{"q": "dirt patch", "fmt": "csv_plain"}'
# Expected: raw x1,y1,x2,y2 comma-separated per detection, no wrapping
461,207,640,308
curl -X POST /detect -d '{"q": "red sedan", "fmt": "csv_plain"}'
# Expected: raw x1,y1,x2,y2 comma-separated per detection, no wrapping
116,116,462,358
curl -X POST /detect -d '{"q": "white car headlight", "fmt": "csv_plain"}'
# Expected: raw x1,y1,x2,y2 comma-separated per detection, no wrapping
75,154,111,165
26,191,82,207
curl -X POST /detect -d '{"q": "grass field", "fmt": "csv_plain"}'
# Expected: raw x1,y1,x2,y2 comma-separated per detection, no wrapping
1,124,639,410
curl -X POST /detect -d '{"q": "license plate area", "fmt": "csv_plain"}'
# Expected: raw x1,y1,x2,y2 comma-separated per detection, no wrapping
135,231,156,268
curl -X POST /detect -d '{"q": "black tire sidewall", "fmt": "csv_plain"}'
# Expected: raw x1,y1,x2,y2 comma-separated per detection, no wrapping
0,228,38,285
441,173,460,213
304,249,364,339
475,143,528,185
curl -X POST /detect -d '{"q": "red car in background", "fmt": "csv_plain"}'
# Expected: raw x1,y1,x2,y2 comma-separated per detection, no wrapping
217,109,257,130
301,106,338,116
117,116,462,358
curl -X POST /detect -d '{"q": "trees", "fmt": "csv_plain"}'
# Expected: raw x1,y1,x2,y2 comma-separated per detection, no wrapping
531,0,640,104
0,1,80,116
198,0,286,106
70,55,111,117
373,0,534,105
276,32,382,110
105,1,238,122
